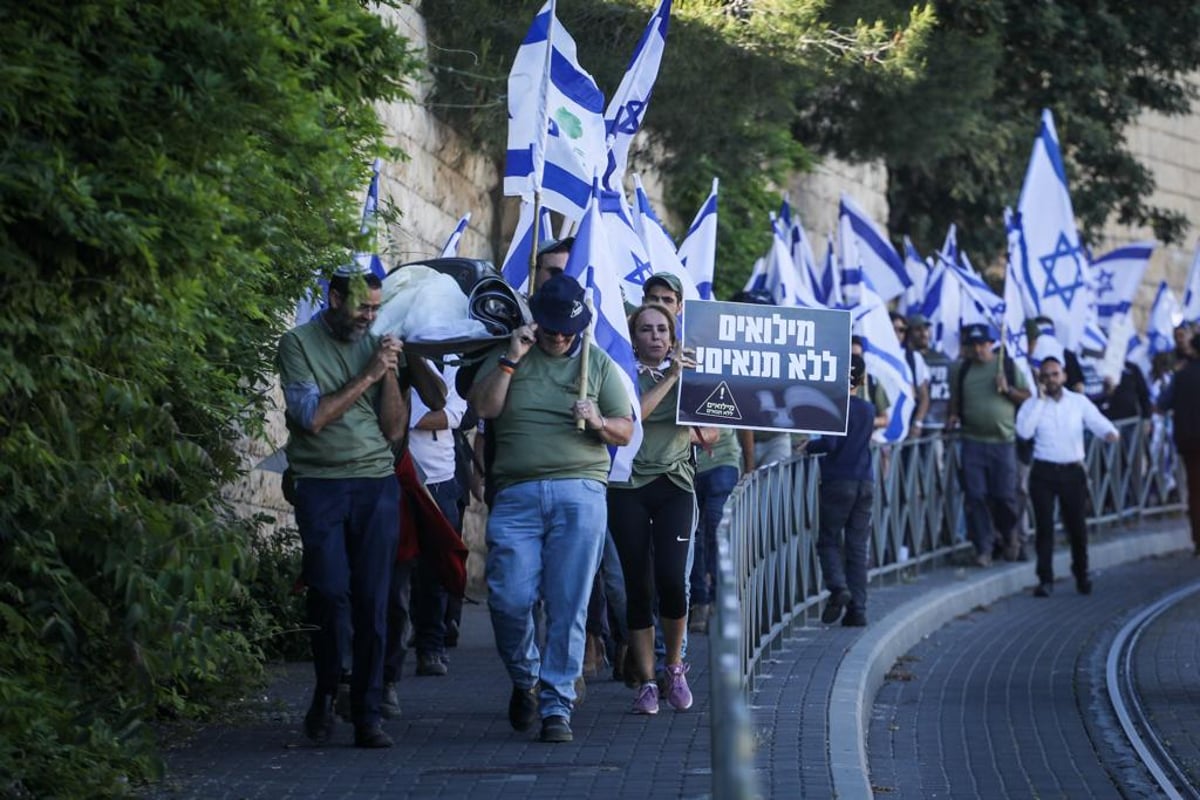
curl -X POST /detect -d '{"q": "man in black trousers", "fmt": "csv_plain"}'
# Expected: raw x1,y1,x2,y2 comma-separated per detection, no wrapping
1015,356,1118,597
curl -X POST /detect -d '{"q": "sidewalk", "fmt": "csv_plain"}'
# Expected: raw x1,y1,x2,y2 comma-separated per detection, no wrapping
147,517,1191,799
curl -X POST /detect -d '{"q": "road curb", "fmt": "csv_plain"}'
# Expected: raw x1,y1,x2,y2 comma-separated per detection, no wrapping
827,526,1192,799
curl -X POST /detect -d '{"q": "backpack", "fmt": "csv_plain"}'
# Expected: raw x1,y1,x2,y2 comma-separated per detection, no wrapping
957,350,1033,463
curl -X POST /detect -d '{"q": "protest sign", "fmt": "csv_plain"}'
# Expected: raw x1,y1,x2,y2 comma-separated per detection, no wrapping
678,300,851,435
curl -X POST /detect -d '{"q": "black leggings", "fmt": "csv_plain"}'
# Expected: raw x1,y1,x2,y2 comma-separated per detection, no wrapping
608,476,695,630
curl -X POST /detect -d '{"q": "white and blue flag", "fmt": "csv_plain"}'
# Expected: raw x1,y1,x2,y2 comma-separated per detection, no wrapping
1090,241,1154,330
1002,208,1035,385
838,194,908,302
812,236,842,308
564,177,644,482
745,212,816,308
1147,280,1182,356
598,187,656,307
296,161,385,325
603,0,671,190
631,175,698,301
1182,238,1200,324
677,177,718,299
500,201,555,291
1016,109,1091,351
505,1,607,220
439,212,472,258
849,284,914,443
900,237,928,317
780,196,822,302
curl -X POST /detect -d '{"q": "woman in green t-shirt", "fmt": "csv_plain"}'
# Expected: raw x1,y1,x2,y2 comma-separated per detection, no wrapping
609,303,715,716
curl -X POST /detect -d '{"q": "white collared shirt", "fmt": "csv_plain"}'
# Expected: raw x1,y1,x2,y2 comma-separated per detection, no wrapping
1015,388,1117,464
408,364,467,485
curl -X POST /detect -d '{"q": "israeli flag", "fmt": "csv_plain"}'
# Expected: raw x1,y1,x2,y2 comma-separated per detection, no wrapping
849,284,914,443
360,158,381,236
1001,208,1035,386
781,196,822,301
604,0,671,191
744,213,817,308
564,177,644,482
919,254,964,360
1090,241,1154,329
296,161,385,325
1183,238,1200,324
1147,280,1182,356
505,1,607,220
900,237,928,317
631,175,698,301
942,252,1005,327
812,236,842,308
597,188,656,307
838,194,909,302
1016,109,1092,351
439,212,472,258
677,177,718,299
500,201,555,291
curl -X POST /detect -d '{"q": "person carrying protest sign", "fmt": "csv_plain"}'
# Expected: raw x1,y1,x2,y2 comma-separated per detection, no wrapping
609,303,716,715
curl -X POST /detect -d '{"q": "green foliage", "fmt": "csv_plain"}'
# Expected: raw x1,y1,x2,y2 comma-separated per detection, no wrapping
0,1,420,795
805,0,1200,259
420,0,933,298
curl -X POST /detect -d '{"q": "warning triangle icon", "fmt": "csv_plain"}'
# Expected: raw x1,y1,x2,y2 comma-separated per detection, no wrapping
695,381,741,420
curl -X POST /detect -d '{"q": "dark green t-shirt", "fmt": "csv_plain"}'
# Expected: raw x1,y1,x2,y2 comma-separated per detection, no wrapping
611,369,694,491
477,343,631,490
952,357,1029,443
277,319,396,479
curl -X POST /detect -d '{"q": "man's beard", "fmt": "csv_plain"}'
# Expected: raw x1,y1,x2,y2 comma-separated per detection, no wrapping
327,310,367,342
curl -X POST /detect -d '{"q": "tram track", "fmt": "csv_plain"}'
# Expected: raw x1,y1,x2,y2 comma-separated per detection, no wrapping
1107,578,1200,800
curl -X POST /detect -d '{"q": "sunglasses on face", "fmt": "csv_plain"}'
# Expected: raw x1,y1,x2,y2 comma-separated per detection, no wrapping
540,328,573,340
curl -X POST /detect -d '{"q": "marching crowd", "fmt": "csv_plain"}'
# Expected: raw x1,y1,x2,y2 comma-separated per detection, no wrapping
276,244,1200,748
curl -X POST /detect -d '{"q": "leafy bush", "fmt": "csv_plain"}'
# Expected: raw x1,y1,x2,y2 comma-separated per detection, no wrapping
0,1,420,795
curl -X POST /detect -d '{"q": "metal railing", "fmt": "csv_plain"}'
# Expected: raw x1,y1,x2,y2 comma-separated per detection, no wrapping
708,417,1186,799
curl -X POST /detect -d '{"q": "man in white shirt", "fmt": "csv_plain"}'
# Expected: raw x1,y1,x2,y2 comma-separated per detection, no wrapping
1015,356,1119,597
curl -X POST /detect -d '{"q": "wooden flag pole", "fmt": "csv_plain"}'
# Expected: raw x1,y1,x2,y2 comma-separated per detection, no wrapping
576,292,595,431
528,192,543,293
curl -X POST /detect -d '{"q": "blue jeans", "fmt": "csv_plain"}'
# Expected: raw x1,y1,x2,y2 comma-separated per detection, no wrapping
960,439,1018,557
817,479,874,613
689,465,738,606
294,475,399,728
486,478,606,720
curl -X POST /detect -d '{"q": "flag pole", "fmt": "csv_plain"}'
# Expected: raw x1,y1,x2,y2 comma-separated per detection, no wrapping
529,191,543,292
576,291,595,431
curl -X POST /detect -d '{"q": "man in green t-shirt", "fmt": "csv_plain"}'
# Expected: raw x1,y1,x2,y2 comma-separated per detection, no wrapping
468,274,633,744
278,266,439,749
947,323,1031,567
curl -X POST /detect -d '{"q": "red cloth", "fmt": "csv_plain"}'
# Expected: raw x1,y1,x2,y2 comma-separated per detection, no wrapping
394,451,469,597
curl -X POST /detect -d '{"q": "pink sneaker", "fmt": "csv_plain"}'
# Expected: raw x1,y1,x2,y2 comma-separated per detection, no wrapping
665,663,693,711
632,682,659,715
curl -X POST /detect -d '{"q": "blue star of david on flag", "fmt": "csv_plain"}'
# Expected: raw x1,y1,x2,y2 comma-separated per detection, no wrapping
612,100,646,135
624,254,655,286
1039,232,1086,307
1094,268,1115,297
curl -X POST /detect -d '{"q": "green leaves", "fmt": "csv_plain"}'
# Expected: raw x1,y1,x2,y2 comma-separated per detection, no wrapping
0,1,419,795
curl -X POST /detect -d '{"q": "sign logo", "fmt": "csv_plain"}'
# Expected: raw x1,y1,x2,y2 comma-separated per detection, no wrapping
695,381,741,420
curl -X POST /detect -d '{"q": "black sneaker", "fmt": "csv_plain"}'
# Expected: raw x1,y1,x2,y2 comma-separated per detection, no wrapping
508,684,538,731
842,609,868,627
539,715,573,743
303,691,336,744
353,724,394,749
1033,582,1053,598
1075,576,1092,595
821,588,851,625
